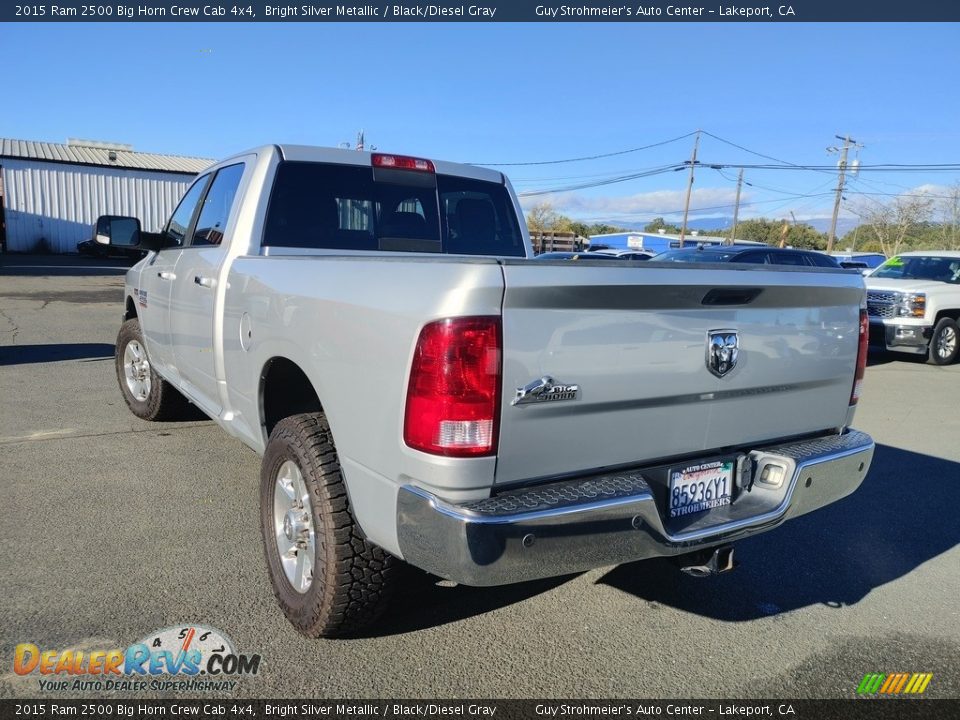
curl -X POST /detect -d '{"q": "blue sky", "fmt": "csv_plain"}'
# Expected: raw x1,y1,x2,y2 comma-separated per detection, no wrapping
2,22,959,225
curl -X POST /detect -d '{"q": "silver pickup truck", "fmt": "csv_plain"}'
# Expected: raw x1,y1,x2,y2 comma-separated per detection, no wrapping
103,145,875,637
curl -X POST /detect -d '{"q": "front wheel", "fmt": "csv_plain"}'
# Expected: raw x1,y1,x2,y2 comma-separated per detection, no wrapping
928,317,960,366
260,413,397,638
115,318,188,420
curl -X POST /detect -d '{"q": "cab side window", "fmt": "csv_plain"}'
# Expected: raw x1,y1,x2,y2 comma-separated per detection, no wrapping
191,164,245,248
164,175,210,247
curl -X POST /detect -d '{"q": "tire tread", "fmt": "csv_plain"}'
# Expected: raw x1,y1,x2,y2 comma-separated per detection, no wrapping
260,413,397,638
115,318,189,421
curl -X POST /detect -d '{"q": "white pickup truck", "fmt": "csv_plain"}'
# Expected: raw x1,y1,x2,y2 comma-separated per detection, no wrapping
103,145,875,637
865,251,960,365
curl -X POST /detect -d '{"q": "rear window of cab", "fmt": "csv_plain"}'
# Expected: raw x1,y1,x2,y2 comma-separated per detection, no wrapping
263,161,525,257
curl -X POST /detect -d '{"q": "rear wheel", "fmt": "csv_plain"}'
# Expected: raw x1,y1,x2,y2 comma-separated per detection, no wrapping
260,413,397,637
928,317,959,366
115,318,188,420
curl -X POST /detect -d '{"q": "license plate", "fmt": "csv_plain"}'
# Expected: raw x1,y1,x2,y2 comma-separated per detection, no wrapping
668,460,734,518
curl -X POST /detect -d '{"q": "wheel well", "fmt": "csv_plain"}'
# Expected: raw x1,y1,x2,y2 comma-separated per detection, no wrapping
935,309,960,324
125,296,138,320
260,358,322,438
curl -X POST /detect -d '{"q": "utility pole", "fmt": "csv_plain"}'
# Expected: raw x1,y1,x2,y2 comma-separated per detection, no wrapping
678,130,700,248
827,135,856,254
726,168,744,246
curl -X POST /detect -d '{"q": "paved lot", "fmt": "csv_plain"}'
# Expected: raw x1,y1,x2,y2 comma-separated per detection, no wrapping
1,254,958,699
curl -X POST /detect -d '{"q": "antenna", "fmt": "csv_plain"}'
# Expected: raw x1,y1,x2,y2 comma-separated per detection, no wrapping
339,130,376,151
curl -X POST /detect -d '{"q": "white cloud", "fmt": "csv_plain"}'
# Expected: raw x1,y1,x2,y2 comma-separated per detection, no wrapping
909,183,950,197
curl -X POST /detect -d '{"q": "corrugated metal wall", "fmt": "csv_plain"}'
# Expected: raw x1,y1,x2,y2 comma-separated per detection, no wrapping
0,159,195,253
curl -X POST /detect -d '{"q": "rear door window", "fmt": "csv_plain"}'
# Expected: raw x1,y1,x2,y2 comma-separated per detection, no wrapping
734,251,768,264
770,252,807,266
805,253,840,268
263,161,524,256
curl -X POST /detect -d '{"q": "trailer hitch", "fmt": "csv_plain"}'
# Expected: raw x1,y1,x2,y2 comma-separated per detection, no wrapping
675,545,737,578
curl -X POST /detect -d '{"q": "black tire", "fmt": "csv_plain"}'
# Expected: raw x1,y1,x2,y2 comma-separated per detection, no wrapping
260,413,397,638
115,318,189,420
927,317,960,366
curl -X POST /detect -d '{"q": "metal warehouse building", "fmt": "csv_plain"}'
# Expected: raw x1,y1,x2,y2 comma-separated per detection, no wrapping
0,138,212,253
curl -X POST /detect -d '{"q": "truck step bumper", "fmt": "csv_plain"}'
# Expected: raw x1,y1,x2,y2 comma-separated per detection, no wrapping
396,430,874,586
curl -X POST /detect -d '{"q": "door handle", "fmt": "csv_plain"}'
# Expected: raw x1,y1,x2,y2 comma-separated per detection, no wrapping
194,275,216,288
157,271,176,280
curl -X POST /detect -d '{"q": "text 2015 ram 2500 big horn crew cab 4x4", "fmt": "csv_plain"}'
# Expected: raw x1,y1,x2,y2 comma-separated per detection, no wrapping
103,145,874,637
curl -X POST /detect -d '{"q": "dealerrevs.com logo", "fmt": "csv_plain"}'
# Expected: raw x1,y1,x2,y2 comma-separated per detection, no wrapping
14,625,261,693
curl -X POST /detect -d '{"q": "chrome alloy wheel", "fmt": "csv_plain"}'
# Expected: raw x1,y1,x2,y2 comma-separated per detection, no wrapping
273,460,316,594
123,340,152,401
936,324,957,360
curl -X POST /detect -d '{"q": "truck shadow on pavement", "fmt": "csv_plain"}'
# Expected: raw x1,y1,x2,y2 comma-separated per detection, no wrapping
367,570,574,637
0,342,116,365
867,350,927,367
597,443,959,621
0,254,137,276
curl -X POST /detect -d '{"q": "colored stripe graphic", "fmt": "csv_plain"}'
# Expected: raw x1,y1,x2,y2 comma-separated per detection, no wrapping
858,672,933,695
857,673,886,694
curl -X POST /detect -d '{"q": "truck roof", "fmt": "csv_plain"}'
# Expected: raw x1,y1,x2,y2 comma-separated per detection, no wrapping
273,144,505,184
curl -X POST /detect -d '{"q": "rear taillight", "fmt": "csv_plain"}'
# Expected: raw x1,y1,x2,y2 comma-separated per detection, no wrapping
404,317,501,457
372,153,435,173
851,308,869,405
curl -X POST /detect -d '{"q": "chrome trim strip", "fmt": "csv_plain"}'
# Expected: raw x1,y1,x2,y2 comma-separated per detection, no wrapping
403,484,656,525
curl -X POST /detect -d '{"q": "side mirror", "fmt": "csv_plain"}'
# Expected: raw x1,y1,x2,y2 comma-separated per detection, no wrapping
93,215,164,252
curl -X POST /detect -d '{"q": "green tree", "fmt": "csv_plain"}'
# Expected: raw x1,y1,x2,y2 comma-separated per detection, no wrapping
784,223,828,250
855,197,933,257
525,202,560,235
644,217,681,234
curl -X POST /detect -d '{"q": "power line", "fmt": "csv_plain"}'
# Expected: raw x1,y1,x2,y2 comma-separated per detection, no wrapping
469,131,697,167
517,164,684,197
510,163,687,184
758,177,840,216
700,130,835,176
705,162,960,172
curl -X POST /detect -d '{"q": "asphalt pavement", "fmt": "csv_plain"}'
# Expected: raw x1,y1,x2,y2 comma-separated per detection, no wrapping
1,254,958,699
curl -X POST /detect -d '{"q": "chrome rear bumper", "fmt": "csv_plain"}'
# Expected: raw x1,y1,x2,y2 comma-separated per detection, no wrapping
396,429,874,586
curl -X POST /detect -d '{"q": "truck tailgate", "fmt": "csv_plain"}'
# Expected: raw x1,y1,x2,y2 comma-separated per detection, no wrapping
495,262,864,485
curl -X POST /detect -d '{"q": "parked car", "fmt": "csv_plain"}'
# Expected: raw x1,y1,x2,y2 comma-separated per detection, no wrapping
533,251,627,261
99,145,873,637
831,251,887,274
655,246,842,268
589,248,656,261
865,251,960,365
534,250,653,261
